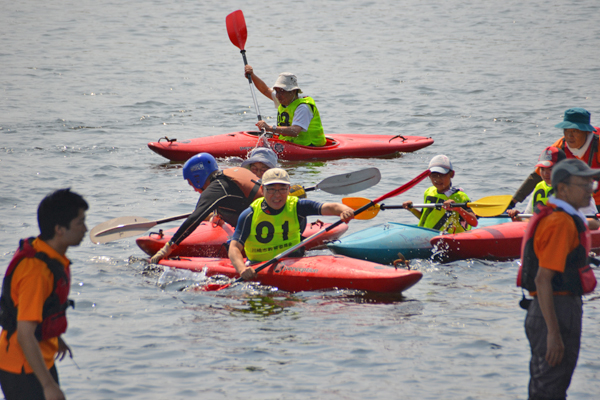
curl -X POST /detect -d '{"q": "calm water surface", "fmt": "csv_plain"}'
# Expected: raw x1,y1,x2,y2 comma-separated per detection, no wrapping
1,0,599,399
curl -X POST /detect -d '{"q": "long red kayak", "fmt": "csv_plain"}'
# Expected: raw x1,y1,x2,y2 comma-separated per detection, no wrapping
147,131,434,162
137,220,348,258
159,255,423,293
430,221,600,261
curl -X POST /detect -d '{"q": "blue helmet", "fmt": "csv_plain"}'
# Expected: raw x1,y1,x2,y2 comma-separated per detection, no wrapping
182,153,219,189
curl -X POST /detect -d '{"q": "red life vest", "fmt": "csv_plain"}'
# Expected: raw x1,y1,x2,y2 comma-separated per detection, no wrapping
0,238,74,345
518,204,596,295
558,133,600,205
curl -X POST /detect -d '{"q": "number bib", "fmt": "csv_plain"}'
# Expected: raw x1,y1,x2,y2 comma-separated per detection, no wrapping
245,196,302,262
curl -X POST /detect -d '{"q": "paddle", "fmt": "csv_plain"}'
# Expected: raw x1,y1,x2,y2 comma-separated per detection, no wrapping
201,170,431,291
342,195,513,220
89,168,382,244
226,10,263,123
303,167,381,195
90,214,191,244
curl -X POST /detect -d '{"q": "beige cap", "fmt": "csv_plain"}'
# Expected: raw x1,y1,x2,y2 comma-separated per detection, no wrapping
261,168,291,186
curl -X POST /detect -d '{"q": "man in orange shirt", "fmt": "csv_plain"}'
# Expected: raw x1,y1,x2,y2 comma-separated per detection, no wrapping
519,159,599,399
0,189,88,400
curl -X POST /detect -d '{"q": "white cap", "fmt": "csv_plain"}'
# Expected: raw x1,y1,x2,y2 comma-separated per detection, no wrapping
273,72,302,93
428,155,453,174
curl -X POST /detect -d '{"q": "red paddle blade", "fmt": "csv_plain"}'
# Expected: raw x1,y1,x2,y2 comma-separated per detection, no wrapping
199,282,232,292
226,10,247,50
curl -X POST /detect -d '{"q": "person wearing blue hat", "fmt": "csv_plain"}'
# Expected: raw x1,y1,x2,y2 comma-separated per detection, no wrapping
240,147,278,179
511,108,600,211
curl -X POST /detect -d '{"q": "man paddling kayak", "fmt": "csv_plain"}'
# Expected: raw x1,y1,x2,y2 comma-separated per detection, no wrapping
511,108,600,211
402,155,477,233
229,168,354,281
150,153,263,264
244,65,327,147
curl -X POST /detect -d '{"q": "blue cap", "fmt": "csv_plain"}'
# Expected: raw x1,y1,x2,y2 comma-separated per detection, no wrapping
555,108,596,132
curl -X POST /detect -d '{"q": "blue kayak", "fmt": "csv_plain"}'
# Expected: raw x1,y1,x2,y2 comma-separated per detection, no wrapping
327,217,511,264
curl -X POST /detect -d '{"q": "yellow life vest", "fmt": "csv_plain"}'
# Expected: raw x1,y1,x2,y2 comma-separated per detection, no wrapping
532,180,552,208
277,97,326,147
244,196,302,262
418,186,472,233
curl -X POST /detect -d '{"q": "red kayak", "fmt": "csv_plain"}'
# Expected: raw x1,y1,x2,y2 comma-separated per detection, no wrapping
159,255,422,293
148,131,434,162
137,220,348,258
430,221,600,261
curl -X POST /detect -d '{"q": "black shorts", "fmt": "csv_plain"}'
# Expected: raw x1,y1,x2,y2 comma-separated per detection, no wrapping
0,364,59,400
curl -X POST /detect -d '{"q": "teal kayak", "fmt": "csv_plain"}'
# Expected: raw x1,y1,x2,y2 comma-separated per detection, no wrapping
327,217,511,264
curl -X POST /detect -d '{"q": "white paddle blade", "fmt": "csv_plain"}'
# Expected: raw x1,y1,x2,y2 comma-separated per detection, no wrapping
90,216,152,244
317,168,381,195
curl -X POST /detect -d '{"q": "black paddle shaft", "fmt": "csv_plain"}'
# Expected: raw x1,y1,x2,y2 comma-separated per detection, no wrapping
240,49,262,121
381,203,470,211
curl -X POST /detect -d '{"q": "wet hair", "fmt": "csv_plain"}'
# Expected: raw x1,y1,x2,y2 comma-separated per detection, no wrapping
38,188,88,241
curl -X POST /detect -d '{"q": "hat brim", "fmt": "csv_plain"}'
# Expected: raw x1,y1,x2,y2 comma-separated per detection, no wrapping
429,167,451,174
535,161,554,168
262,180,291,186
241,157,276,169
555,121,597,132
572,170,600,179
273,84,302,93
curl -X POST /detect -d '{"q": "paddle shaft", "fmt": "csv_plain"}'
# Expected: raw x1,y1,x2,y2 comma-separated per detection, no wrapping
382,203,473,210
493,213,600,218
240,50,263,122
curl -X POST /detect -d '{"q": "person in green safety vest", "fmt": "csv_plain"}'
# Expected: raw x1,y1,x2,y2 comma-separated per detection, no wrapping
244,65,327,147
229,168,355,281
402,155,477,233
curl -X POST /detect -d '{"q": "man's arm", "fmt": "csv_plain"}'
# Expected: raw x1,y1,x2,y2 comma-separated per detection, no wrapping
320,203,355,223
534,267,564,367
244,65,273,100
513,171,543,204
17,321,65,400
228,240,256,280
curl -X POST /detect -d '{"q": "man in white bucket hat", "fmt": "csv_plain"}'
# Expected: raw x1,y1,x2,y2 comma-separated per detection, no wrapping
244,65,326,147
